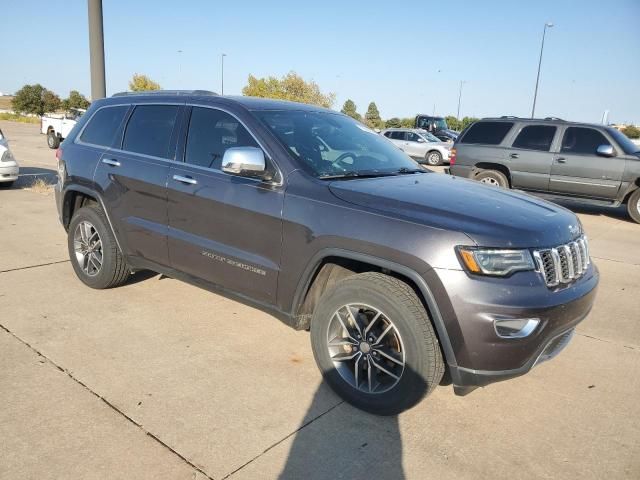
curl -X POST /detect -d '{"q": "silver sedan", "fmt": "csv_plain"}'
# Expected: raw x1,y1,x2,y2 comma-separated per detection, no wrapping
381,128,451,166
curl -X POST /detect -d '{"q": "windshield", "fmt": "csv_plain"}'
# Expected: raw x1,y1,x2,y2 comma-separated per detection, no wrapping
607,127,640,154
256,110,421,178
418,130,440,142
417,116,448,131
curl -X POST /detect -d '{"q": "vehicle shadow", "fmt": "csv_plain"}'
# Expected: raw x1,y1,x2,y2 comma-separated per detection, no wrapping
277,367,429,479
13,167,58,189
552,199,633,223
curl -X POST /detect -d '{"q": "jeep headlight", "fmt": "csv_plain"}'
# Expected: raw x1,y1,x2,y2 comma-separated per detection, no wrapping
457,247,535,276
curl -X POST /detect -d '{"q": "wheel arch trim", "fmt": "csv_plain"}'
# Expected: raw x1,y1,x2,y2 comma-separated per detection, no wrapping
62,185,124,254
291,248,458,368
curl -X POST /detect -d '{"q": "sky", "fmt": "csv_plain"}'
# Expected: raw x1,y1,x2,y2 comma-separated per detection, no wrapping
1,0,639,124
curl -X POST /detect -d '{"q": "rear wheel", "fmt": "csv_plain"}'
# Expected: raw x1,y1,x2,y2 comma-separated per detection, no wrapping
67,204,130,289
425,150,443,166
627,188,640,224
310,272,444,415
0,181,14,189
475,169,509,188
47,131,60,149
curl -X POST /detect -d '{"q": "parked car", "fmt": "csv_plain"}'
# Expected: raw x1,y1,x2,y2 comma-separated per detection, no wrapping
381,128,451,166
414,114,459,142
55,91,598,415
0,128,19,187
41,108,86,149
448,117,640,223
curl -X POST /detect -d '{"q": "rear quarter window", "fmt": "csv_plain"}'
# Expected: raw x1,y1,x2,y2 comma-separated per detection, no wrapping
460,121,514,145
79,106,129,147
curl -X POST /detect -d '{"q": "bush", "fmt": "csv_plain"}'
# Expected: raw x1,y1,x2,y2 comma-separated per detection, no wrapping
621,125,640,139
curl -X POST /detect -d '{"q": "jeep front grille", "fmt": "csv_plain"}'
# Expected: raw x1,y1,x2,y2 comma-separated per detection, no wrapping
533,236,589,287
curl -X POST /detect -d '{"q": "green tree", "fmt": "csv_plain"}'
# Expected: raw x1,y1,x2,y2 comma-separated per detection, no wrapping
400,117,415,128
364,102,382,129
62,90,90,110
385,117,402,128
129,73,161,92
12,84,61,116
341,99,361,120
242,72,335,108
621,125,640,139
460,116,479,131
445,115,461,131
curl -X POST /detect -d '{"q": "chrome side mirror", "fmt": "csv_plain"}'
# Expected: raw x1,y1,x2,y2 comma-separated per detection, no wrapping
222,147,266,177
596,144,615,157
417,138,425,143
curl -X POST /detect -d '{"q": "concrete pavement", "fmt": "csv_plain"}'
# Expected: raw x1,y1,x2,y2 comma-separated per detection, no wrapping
1,121,639,479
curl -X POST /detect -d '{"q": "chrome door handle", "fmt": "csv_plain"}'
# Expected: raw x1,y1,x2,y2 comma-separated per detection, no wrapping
102,158,120,167
510,153,519,159
172,174,197,185
556,157,566,163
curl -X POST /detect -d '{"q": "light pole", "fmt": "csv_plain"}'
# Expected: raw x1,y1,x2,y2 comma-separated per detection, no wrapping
457,80,466,120
87,0,106,99
177,50,183,86
221,53,227,95
531,22,554,118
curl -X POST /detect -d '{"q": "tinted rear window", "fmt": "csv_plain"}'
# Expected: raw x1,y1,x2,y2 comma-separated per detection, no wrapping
123,105,179,158
512,125,557,151
80,106,128,147
460,121,513,145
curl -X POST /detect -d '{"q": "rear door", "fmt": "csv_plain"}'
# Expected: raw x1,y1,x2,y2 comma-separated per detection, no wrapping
506,124,557,191
549,126,625,199
94,103,181,266
166,106,284,304
385,131,407,151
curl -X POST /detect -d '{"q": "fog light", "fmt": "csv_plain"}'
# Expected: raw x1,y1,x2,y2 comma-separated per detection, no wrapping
494,318,540,339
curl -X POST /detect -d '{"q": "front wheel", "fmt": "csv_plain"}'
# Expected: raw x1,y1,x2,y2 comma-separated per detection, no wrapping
310,272,444,415
627,188,640,224
47,131,60,149
425,150,443,166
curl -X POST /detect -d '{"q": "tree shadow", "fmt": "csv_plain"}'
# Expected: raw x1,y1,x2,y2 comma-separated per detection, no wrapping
278,367,428,479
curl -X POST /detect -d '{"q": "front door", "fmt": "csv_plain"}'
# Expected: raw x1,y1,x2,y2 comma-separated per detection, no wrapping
166,106,284,304
549,126,625,199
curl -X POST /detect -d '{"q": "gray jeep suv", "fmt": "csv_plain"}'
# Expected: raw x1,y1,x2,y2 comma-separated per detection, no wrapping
448,117,640,223
54,92,598,414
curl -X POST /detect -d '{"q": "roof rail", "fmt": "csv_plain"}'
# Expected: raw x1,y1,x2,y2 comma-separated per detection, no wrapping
111,90,218,97
543,117,564,121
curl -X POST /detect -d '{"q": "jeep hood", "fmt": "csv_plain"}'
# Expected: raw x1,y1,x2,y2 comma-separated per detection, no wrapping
328,173,582,248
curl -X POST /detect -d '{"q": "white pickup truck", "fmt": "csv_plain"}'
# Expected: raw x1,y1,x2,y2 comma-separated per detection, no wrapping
41,108,86,149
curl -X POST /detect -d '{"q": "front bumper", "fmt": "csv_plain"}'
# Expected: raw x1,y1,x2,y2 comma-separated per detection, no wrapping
424,262,598,393
0,162,19,182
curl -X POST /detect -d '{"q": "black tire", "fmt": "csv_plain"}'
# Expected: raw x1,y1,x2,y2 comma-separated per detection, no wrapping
425,150,443,166
310,272,444,415
627,188,640,224
47,131,60,149
0,181,14,188
475,169,509,188
67,204,130,289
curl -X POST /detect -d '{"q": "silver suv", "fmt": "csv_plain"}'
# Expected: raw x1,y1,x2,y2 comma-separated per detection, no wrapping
382,128,451,166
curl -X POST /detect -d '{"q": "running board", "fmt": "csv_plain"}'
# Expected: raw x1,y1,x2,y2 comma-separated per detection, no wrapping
517,190,622,208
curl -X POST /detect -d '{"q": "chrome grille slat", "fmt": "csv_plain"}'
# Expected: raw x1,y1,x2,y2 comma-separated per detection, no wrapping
534,235,590,288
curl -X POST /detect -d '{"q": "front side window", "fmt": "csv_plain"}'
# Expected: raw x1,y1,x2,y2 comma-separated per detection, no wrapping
561,127,611,155
256,110,420,178
80,105,128,147
460,121,514,145
123,105,179,158
185,107,258,169
512,125,557,151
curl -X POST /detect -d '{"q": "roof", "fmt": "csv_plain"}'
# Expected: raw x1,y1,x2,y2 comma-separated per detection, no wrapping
107,91,333,113
479,116,611,129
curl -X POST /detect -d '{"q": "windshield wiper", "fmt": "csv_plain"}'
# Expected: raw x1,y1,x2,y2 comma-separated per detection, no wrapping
319,170,397,180
395,167,427,174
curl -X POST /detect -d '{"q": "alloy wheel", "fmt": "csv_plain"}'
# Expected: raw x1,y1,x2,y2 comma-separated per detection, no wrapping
327,304,405,394
73,221,103,277
427,152,441,165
